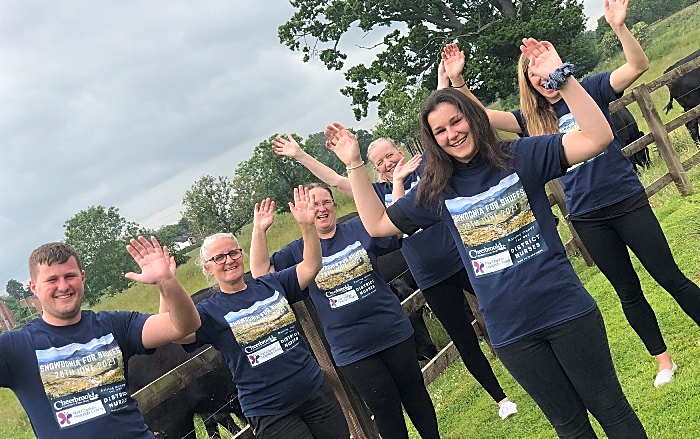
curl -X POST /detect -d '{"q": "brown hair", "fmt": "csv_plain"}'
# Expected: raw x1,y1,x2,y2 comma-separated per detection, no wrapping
305,182,335,203
29,242,83,280
517,54,559,136
415,88,511,208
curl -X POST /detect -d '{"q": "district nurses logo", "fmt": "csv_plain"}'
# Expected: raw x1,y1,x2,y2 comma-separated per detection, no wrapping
329,298,338,307
58,412,72,425
473,261,485,274
248,354,260,365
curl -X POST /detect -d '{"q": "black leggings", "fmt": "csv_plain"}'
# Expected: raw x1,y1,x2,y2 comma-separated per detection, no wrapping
496,308,646,438
421,268,507,402
572,203,700,355
338,337,439,439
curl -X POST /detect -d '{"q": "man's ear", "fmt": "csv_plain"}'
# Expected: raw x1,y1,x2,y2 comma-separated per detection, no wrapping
29,280,37,294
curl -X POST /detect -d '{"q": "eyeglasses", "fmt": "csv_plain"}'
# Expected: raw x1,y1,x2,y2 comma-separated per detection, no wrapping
208,249,243,265
314,200,334,208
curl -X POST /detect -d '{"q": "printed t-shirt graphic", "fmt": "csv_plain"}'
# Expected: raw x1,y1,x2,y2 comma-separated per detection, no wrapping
36,333,127,430
225,290,301,367
316,241,376,308
446,173,547,277
381,176,419,206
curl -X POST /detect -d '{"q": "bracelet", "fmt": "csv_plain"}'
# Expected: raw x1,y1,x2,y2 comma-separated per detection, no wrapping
346,161,365,172
543,62,575,91
451,81,467,88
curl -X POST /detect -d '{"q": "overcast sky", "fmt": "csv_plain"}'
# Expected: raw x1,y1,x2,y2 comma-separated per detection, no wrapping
0,1,605,292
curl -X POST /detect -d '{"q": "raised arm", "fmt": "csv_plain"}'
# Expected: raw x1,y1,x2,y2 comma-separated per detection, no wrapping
442,43,522,133
272,134,353,198
521,39,614,165
249,198,276,278
289,186,323,289
606,0,649,93
325,124,402,237
126,236,200,349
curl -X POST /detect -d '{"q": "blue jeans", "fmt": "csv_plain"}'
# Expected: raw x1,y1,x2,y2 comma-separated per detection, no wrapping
248,377,349,439
495,308,646,439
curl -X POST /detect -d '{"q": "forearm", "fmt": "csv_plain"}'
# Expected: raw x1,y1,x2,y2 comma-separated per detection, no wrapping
560,78,614,162
250,227,273,278
451,79,521,133
610,24,649,92
390,181,406,203
296,150,353,197
297,224,322,289
157,276,200,336
347,164,401,237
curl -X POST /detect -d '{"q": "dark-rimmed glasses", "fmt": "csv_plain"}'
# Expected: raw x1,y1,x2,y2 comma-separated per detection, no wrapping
208,249,243,265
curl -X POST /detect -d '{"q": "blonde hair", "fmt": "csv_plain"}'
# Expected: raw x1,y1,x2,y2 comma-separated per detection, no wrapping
517,54,559,136
367,137,401,183
198,233,239,283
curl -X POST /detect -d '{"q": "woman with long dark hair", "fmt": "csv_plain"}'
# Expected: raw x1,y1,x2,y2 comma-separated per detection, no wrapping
442,0,700,387
322,38,647,438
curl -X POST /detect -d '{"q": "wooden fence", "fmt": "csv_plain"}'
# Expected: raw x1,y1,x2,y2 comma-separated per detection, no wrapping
556,55,700,264
133,55,700,439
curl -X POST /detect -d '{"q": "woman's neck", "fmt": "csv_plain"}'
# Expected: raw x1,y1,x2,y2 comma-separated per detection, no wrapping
219,279,247,294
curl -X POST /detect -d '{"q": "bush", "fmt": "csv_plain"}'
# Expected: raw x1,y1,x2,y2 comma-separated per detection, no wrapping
599,22,649,60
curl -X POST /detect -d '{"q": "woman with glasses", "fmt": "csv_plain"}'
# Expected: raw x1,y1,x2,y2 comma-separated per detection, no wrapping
271,135,517,420
162,187,349,439
250,183,441,439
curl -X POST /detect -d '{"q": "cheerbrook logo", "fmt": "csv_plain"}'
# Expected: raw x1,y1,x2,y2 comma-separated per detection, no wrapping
468,242,507,259
54,392,100,410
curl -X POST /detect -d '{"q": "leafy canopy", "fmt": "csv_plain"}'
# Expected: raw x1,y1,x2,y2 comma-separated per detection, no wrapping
280,0,594,119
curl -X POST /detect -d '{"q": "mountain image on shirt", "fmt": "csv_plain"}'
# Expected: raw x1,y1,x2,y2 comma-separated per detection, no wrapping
225,290,297,345
447,173,535,247
36,334,125,400
315,241,372,291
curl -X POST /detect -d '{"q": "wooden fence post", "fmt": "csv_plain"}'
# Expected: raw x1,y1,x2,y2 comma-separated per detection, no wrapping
632,83,693,196
291,300,380,439
547,179,595,266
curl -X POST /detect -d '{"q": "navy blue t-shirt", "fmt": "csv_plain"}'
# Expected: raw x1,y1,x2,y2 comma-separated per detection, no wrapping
187,267,323,417
372,167,465,290
512,72,644,216
389,135,596,348
0,311,155,439
271,221,414,366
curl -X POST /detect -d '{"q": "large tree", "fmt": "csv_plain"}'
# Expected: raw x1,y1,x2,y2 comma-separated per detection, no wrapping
182,175,239,240
64,206,141,305
5,279,32,301
279,0,594,119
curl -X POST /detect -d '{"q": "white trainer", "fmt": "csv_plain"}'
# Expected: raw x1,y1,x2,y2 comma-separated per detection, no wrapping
654,361,678,388
498,401,518,420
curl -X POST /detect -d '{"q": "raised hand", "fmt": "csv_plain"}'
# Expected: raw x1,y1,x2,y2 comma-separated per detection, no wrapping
125,236,173,284
441,43,466,83
289,185,316,227
393,155,422,184
324,123,361,167
272,134,303,159
520,39,563,81
253,198,276,231
604,0,629,29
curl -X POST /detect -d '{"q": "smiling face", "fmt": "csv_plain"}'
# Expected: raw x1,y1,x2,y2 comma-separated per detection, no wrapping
309,187,337,238
526,68,561,103
368,140,404,182
203,237,246,290
29,256,85,326
427,102,478,163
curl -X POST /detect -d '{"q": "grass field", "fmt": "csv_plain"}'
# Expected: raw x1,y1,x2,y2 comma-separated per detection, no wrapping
2,4,700,438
